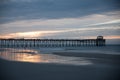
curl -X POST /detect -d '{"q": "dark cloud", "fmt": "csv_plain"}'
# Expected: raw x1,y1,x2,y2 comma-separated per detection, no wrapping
0,0,119,24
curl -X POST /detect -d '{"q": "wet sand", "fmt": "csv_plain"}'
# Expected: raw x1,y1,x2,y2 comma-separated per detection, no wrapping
53,52,120,65
0,52,120,80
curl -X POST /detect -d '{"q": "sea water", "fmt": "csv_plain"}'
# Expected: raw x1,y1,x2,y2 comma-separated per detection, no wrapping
0,45,119,66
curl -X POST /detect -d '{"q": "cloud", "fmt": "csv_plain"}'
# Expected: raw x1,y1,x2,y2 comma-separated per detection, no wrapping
88,19,120,26
0,0,119,44
0,12,119,34
0,0,38,3
0,0,119,24
0,11,119,40
0,25,119,39
10,0,36,2
0,30,61,39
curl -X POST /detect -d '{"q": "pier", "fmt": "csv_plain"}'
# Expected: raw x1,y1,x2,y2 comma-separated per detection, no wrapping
0,36,105,48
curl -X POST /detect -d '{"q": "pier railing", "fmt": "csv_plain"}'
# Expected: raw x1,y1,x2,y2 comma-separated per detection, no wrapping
0,38,105,48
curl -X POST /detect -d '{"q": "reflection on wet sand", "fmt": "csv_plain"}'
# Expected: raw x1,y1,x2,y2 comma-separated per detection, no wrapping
0,48,93,66
0,48,49,63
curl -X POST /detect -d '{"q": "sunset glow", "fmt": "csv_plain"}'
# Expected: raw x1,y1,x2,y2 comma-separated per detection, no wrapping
0,31,61,39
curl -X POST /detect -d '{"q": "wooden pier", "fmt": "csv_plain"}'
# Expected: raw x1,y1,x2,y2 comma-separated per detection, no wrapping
0,36,105,48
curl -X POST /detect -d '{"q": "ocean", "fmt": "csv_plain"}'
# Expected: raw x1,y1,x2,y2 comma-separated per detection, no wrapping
0,45,120,65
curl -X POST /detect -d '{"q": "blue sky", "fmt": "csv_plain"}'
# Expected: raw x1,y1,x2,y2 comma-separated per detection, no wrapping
0,0,120,44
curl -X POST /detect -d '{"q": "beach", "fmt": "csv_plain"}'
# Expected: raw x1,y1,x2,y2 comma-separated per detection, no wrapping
0,47,120,80
53,52,120,65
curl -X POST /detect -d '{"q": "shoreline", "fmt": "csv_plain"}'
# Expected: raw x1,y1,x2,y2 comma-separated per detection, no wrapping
53,52,120,65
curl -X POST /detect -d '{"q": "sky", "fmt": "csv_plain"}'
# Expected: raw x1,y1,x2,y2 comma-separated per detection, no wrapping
0,0,120,44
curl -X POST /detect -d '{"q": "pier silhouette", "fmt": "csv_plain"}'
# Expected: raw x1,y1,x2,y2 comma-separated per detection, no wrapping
0,36,105,48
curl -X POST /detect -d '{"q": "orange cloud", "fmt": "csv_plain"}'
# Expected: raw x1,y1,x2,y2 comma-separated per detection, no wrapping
76,35,120,39
0,31,61,39
104,35,120,39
